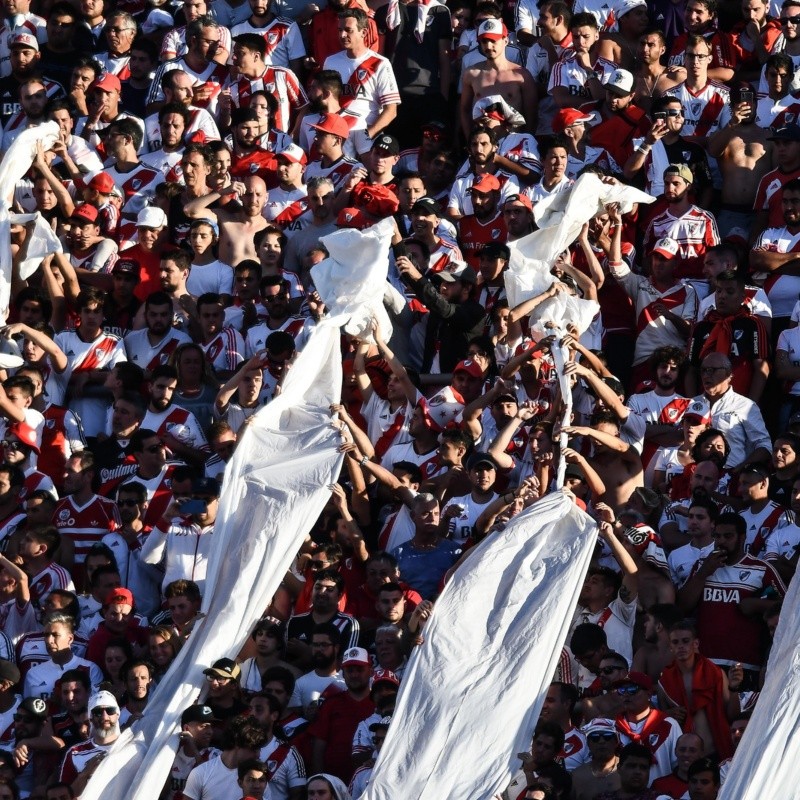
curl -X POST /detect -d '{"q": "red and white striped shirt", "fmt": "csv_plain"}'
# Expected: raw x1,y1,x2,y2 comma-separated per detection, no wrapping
52,494,122,565
225,65,307,133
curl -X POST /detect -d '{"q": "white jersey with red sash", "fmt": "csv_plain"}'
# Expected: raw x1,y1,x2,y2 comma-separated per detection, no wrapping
303,155,360,192
616,709,681,783
426,238,463,273
29,563,75,607
643,206,720,280
264,186,310,229
498,131,542,176
121,463,180,528
664,80,730,137
54,330,127,381
53,494,122,564
259,737,306,799
104,162,166,219
145,106,220,152
0,510,25,551
742,500,787,557
147,58,229,112
560,725,589,771
225,65,307,132
754,225,800,317
124,328,192,373
230,17,305,68
97,51,131,80
380,441,442,478
245,317,307,357
626,391,691,475
142,406,210,454
21,469,57,502
39,404,85,488
323,49,401,129
611,265,699,365
200,327,246,374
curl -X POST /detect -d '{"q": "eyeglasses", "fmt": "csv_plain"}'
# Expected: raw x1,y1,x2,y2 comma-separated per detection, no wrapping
599,666,623,675
205,675,231,684
781,13,800,23
91,707,118,716
685,52,711,60
615,684,641,696
588,732,617,742
0,441,24,451
117,499,140,507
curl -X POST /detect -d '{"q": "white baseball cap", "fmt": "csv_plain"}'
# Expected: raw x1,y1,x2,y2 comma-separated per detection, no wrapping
136,206,168,229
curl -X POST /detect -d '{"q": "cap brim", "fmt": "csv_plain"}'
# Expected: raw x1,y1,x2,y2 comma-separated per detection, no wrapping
652,248,676,259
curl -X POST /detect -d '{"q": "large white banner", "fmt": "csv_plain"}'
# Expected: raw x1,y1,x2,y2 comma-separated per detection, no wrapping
362,491,598,800
718,567,800,799
82,219,396,800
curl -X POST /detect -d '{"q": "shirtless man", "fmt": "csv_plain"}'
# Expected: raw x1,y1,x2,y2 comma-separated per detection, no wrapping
596,0,650,72
632,29,684,113
657,622,731,758
708,86,772,237
185,175,269,265
461,19,537,138
564,411,644,511
632,604,681,684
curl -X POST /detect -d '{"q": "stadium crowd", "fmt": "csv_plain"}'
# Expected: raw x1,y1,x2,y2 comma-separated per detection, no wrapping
0,0,795,796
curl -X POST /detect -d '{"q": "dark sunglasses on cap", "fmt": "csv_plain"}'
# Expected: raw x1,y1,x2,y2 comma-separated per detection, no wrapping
615,684,641,696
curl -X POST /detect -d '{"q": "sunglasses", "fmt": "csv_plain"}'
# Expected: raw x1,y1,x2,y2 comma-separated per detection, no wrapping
663,109,683,117
0,441,25,451
423,129,445,141
616,684,641,696
91,707,118,716
588,732,617,742
781,13,800,22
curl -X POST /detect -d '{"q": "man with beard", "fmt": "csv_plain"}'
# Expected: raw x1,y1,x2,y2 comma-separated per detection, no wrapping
125,292,193,377
152,250,199,337
457,174,507,269
502,194,535,242
141,103,190,179
217,176,271,267
287,569,360,658
581,651,630,721
118,661,154,730
626,346,690,482
624,95,712,203
45,670,92,753
141,368,209,467
145,70,220,153
448,126,519,220
6,695,50,797
538,681,588,770
289,624,345,717
283,177,337,272
1,76,50,150
309,646,375,783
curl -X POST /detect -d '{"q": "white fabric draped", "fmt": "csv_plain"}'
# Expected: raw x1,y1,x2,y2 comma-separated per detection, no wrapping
718,568,800,799
362,492,598,800
81,220,395,800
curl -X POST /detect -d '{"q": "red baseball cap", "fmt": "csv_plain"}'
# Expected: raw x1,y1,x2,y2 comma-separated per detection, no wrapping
470,174,501,193
8,422,39,454
310,113,351,141
88,172,115,194
90,72,122,93
504,193,533,212
337,207,374,230
552,108,594,133
104,587,134,607
454,359,484,379
70,203,99,225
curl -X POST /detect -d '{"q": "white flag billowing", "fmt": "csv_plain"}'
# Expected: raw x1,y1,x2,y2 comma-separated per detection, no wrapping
0,123,62,324
718,569,800,799
362,491,597,800
82,220,394,800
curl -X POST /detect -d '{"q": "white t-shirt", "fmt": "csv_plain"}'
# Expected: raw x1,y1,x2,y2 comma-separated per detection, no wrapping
184,752,272,800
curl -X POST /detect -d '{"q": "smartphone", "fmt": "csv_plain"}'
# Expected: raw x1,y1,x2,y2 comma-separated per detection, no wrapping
653,112,667,121
740,89,755,105
180,499,207,515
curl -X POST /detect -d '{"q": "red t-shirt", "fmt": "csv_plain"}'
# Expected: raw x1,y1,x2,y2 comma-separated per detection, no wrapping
308,691,375,782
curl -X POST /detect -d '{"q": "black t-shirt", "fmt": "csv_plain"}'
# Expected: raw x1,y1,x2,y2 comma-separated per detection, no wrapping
663,137,713,197
375,3,451,96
